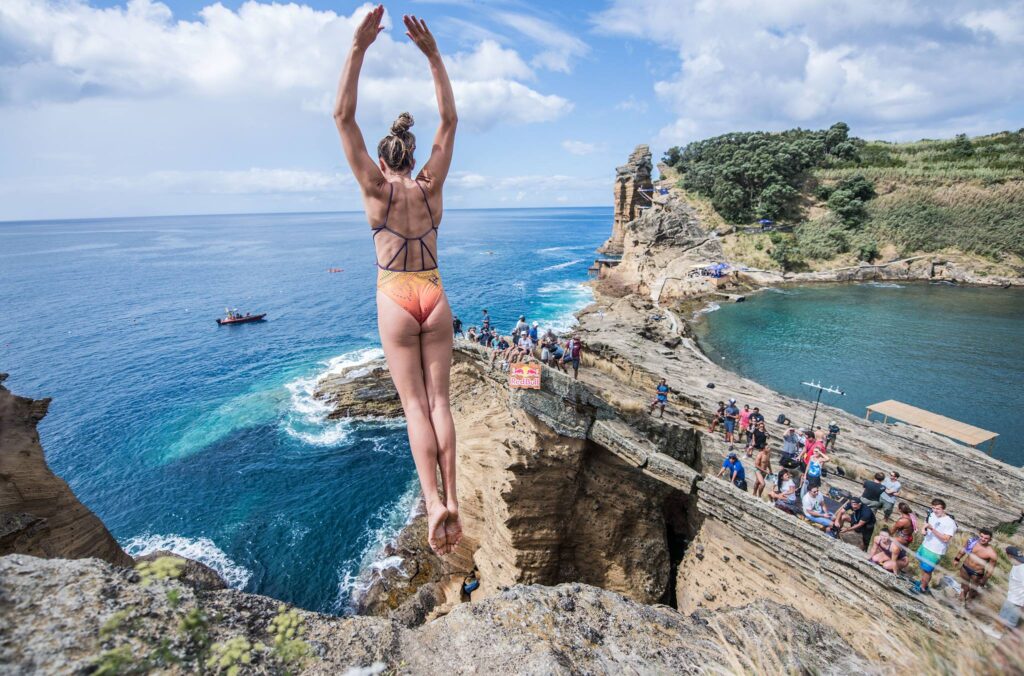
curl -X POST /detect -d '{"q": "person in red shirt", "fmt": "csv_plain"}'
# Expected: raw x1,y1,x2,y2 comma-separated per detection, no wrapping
562,335,584,380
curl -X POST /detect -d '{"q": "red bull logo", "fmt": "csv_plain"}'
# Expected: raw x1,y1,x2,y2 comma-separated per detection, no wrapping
509,363,541,389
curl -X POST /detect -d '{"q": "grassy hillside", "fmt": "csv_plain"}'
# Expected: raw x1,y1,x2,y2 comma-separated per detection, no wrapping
662,128,1024,271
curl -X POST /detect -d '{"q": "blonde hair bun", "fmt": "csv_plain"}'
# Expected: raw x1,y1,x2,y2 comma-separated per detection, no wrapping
391,112,414,136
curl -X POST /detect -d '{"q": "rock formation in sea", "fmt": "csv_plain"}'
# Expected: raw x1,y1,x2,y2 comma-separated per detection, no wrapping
314,359,402,419
598,144,652,255
0,373,133,568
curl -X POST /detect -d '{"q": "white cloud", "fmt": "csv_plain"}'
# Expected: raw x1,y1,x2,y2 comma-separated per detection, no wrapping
0,0,571,130
593,0,1024,145
493,11,589,73
561,140,601,155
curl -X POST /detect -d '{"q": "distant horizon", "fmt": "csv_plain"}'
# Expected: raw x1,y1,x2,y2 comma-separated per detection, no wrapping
0,204,614,226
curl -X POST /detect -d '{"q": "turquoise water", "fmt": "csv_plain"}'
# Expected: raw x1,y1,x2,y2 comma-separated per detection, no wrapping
692,282,1024,466
0,207,609,612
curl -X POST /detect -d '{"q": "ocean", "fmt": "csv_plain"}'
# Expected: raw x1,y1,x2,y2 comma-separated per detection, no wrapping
0,207,610,613
691,282,1024,467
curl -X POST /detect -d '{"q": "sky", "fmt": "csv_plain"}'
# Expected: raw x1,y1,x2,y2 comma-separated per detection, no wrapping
1,0,1022,220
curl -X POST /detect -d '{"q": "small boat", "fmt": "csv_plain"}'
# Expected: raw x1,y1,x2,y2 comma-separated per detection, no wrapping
216,313,266,325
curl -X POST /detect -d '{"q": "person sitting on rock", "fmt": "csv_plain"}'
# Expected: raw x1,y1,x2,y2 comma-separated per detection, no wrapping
708,401,726,434
801,485,833,527
868,526,908,574
830,496,877,551
952,528,998,608
768,469,799,514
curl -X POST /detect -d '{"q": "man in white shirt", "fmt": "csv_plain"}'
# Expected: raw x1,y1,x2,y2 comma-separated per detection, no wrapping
911,498,957,595
517,334,535,359
801,486,833,527
1000,546,1024,629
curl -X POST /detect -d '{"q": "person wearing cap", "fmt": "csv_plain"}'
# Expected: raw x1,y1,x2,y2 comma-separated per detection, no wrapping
723,399,740,443
716,451,747,491
1000,546,1024,629
826,420,840,450
528,321,539,342
830,495,877,551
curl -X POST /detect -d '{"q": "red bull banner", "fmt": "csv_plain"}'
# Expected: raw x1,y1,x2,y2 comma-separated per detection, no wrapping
509,363,541,389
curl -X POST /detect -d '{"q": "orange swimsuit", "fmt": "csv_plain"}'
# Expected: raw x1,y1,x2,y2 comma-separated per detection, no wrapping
373,182,444,324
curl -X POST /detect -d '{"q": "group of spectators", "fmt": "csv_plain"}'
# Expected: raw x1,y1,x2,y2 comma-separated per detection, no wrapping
711,398,1024,630
453,309,584,380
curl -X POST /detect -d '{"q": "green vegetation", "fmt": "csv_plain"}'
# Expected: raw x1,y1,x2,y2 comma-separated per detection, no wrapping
665,127,1024,268
135,556,185,586
664,122,855,221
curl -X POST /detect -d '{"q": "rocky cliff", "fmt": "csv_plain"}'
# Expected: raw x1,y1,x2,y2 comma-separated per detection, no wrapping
0,373,132,567
0,554,871,674
598,144,653,255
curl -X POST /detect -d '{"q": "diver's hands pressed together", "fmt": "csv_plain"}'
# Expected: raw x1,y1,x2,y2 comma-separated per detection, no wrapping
353,4,385,51
403,14,439,60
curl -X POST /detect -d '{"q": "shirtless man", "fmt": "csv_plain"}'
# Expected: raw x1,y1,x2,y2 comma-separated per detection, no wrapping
752,444,772,498
952,528,998,607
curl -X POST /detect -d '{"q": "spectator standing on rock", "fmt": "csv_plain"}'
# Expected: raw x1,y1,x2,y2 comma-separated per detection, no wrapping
752,441,772,498
563,334,583,380
748,421,769,459
911,498,958,595
801,446,829,498
528,321,539,343
708,401,726,434
452,315,464,337
952,528,998,607
860,472,887,511
999,546,1024,631
739,404,752,444
481,308,490,329
879,471,901,521
826,420,840,450
802,485,833,527
649,378,670,417
723,398,739,443
780,428,801,469
749,406,765,429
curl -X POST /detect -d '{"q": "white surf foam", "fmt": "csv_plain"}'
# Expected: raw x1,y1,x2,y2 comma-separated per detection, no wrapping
334,480,421,612
865,281,903,288
122,533,252,589
282,347,386,446
692,301,721,320
540,258,583,272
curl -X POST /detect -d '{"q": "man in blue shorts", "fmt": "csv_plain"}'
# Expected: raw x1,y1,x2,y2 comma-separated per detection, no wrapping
911,498,957,595
723,398,739,442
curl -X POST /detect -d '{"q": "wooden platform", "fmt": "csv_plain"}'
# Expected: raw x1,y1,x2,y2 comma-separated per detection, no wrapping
865,399,998,451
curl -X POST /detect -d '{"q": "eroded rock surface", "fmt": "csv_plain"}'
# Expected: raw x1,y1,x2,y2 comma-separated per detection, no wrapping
314,359,402,419
0,554,872,675
0,374,132,567
599,144,653,255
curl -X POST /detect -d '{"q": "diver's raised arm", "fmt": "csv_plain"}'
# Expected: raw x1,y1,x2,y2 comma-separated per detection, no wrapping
333,5,386,194
404,15,457,187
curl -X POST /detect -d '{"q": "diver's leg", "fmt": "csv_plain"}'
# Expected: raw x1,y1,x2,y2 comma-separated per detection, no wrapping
420,293,461,552
377,291,448,555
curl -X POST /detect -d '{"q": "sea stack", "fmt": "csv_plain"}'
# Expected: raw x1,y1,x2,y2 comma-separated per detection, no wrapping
599,144,652,255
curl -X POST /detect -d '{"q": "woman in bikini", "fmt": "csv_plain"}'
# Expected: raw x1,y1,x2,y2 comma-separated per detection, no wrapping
334,6,460,556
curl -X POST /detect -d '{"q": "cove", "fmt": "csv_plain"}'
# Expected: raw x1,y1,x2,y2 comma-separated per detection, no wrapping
692,282,1024,466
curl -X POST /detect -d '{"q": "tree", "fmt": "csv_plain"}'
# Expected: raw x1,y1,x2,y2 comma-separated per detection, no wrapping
950,133,974,158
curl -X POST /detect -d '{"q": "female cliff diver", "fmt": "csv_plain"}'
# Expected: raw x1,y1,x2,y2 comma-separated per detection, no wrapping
333,6,461,556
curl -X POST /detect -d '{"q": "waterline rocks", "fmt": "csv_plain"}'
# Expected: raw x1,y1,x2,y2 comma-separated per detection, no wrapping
314,359,402,419
0,374,132,568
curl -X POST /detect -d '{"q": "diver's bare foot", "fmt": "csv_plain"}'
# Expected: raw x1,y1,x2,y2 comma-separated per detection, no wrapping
444,504,463,552
426,502,449,556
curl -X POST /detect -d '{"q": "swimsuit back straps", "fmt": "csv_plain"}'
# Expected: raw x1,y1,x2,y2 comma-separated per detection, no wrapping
372,182,439,272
